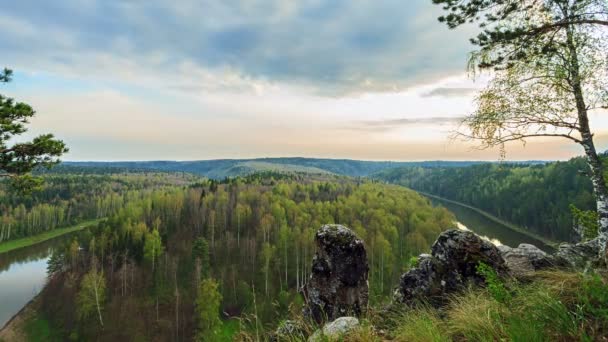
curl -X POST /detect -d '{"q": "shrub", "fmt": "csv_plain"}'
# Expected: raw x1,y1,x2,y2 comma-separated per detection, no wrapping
476,262,511,303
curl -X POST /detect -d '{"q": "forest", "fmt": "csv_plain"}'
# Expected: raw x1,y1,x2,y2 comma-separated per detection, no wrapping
0,172,199,243
374,156,597,241
24,171,455,341
61,158,493,179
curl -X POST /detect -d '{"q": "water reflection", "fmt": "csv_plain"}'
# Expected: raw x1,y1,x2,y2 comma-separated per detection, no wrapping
0,234,73,328
431,198,553,252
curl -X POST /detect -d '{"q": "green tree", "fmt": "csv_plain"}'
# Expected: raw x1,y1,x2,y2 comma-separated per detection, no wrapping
261,242,276,297
77,267,106,327
195,278,223,342
144,228,163,271
193,237,211,279
432,0,608,259
0,67,68,192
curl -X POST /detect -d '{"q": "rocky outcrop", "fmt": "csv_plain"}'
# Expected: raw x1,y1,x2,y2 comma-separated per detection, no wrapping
394,229,508,307
499,243,557,277
301,224,369,324
554,239,600,269
308,317,360,342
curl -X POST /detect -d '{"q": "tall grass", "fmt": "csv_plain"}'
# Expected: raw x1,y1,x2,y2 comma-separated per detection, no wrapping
387,270,608,342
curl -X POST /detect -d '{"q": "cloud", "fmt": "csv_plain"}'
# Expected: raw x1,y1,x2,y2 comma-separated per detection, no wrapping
348,116,465,132
422,87,479,98
0,0,478,96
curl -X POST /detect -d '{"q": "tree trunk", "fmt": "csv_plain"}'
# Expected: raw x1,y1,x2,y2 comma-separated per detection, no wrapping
567,24,608,261
94,275,104,327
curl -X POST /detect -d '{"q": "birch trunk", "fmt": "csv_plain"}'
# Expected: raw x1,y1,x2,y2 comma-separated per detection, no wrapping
566,24,608,261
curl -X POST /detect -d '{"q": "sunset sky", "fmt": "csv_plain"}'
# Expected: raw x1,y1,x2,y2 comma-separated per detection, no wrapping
1,0,606,161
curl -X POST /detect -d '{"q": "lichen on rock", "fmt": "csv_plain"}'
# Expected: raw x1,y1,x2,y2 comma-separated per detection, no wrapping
301,224,369,324
393,229,508,307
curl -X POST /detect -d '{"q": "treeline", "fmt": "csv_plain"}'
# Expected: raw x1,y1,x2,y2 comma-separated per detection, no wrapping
40,173,455,340
0,173,199,243
374,157,596,241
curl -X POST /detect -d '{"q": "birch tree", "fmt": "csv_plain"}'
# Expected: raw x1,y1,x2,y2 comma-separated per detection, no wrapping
77,267,106,327
433,0,608,259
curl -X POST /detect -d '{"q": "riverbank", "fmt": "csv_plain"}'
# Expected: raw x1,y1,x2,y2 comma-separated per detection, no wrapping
418,191,559,249
0,219,103,255
0,291,40,341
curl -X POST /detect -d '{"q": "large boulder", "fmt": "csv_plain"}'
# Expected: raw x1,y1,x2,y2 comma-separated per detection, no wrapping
308,317,360,342
554,239,600,269
499,243,557,277
394,229,508,306
301,224,369,324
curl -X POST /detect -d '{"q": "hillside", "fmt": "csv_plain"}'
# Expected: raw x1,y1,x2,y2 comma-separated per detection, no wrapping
0,172,456,341
373,156,595,241
59,158,511,179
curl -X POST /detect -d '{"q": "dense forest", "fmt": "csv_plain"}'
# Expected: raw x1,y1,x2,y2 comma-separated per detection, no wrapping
0,173,199,243
26,171,455,341
374,156,597,241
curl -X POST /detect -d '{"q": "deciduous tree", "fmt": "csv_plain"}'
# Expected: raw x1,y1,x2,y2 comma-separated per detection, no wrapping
433,0,608,259
195,278,223,341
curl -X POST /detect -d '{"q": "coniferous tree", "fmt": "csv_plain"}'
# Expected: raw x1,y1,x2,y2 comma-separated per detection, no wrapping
0,68,68,192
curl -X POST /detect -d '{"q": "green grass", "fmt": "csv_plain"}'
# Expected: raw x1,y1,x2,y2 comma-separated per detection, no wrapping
23,312,62,342
217,318,240,341
385,270,608,341
0,218,103,254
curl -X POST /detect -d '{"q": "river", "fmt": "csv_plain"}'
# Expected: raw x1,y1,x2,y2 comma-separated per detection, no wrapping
0,234,74,328
429,197,554,252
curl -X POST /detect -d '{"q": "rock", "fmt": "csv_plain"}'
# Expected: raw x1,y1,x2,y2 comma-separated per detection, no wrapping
271,320,306,341
301,224,369,324
500,243,556,276
393,229,508,307
308,317,360,342
555,239,600,269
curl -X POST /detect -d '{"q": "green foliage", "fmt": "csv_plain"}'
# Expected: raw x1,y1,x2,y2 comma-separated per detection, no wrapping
392,271,608,341
31,173,457,340
375,158,596,240
195,278,223,341
143,228,163,270
76,268,106,326
407,256,419,269
570,204,599,241
578,273,608,321
476,262,511,303
23,313,62,342
0,68,68,191
0,172,196,245
192,237,210,279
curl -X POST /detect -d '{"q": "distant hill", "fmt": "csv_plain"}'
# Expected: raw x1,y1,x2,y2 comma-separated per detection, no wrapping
372,156,594,241
57,158,534,179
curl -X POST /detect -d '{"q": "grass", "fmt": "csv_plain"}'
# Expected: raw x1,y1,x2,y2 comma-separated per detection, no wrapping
23,313,62,342
217,318,241,341
384,270,608,342
393,307,449,342
0,218,103,254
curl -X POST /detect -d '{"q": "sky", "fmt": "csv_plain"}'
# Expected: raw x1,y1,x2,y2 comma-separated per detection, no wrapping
0,0,606,161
